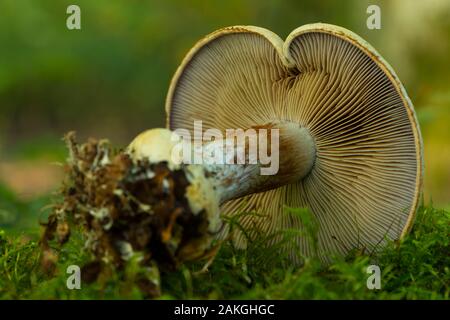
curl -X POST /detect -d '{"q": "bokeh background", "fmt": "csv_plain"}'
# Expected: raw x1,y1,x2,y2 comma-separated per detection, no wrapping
0,0,449,234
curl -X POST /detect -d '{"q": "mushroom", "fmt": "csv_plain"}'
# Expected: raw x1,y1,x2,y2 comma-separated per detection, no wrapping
130,23,423,264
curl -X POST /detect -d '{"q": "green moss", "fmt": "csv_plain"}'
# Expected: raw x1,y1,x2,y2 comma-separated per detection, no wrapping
0,205,448,300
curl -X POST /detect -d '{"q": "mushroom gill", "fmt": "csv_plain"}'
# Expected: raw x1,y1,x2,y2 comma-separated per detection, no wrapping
166,24,422,263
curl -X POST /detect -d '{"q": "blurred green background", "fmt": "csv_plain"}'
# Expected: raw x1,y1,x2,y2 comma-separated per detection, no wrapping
0,0,449,220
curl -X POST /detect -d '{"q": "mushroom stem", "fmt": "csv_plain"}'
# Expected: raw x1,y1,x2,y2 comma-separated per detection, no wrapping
127,122,316,261
197,121,316,204
127,122,316,236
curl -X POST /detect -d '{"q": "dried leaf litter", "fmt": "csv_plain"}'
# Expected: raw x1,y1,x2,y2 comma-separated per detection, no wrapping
41,132,215,297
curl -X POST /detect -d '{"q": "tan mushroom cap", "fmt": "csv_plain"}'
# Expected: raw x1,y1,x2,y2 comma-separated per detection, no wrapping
166,23,423,263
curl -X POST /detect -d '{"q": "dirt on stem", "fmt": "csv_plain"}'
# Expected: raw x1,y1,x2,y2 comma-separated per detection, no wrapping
40,132,212,298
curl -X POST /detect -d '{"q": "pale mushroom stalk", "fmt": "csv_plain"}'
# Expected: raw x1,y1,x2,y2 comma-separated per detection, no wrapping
128,120,316,217
126,121,315,267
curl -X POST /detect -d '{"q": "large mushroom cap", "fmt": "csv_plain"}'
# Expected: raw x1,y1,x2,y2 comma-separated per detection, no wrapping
166,23,423,263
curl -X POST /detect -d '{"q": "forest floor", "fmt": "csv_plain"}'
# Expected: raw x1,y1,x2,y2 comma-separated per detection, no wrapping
0,180,448,299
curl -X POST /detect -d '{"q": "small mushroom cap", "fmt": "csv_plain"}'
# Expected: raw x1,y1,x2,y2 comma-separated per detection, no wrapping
166,23,423,263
